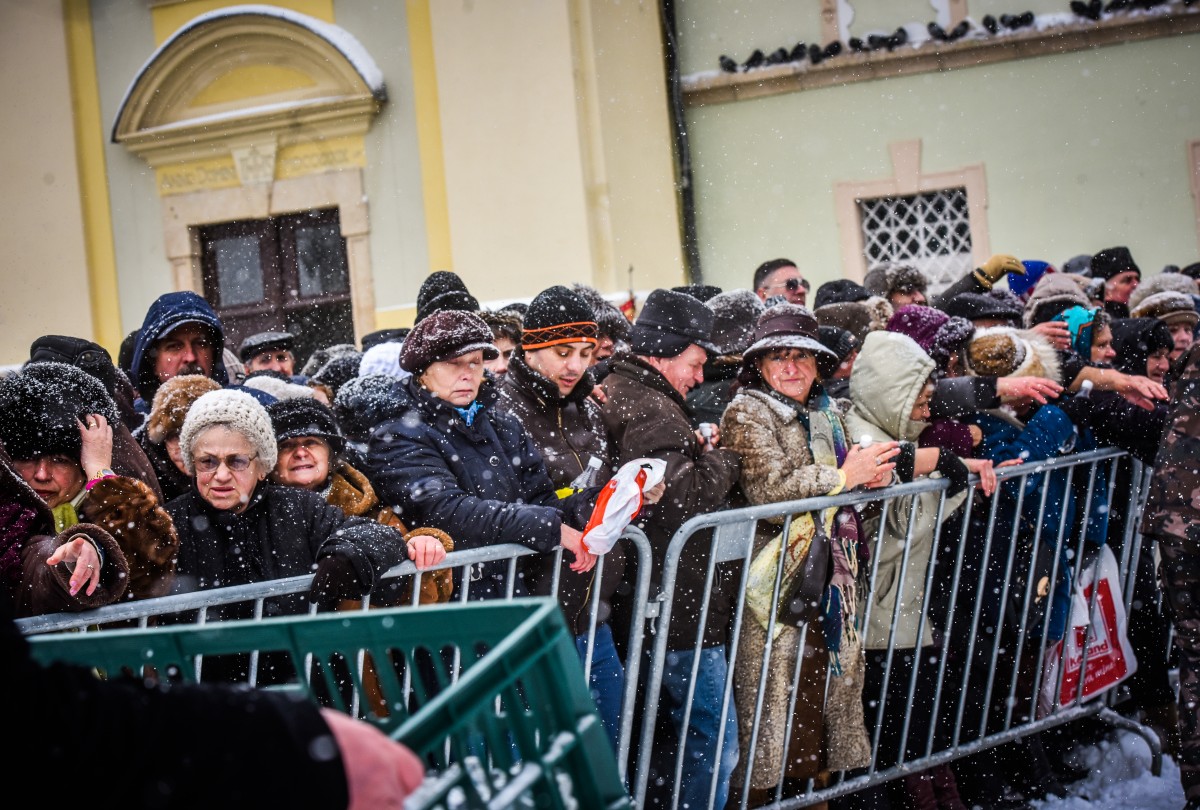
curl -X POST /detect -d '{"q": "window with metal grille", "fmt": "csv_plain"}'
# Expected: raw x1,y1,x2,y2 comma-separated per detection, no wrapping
858,187,972,296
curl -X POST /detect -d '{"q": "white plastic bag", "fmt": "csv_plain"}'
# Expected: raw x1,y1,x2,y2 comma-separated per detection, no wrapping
579,458,666,555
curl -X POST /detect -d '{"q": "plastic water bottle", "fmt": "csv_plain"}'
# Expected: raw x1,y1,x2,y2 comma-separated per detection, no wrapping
1078,379,1093,398
568,456,604,491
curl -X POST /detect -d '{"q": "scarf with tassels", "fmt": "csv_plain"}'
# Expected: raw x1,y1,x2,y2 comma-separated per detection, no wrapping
747,388,864,673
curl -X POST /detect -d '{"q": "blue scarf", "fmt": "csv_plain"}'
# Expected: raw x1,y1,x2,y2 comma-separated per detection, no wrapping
454,400,484,426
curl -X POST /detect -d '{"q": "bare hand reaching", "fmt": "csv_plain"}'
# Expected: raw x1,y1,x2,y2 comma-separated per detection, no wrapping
560,524,597,573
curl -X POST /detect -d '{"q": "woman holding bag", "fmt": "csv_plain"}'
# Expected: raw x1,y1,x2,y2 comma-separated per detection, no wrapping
721,303,899,800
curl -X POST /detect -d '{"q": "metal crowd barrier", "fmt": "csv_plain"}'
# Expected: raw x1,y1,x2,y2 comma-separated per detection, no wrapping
18,526,654,777
631,447,1165,810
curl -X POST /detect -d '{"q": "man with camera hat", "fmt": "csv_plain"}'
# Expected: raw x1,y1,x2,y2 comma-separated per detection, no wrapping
599,287,742,810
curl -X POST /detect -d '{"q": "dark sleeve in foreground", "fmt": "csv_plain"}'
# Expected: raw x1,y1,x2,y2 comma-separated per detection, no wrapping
4,594,348,809
931,376,998,420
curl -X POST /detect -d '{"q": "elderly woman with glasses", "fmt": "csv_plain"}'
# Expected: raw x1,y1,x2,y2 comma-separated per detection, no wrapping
166,389,445,619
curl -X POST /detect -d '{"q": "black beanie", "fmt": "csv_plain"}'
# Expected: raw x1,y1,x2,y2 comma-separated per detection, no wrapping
813,279,871,310
1091,246,1141,282
0,361,119,460
521,286,598,350
816,325,859,363
415,271,480,324
267,397,344,454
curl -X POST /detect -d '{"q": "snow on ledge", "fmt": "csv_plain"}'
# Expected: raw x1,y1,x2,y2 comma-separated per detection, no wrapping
114,4,385,140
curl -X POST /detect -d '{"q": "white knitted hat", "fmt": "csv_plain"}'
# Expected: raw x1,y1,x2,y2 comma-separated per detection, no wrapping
179,388,278,475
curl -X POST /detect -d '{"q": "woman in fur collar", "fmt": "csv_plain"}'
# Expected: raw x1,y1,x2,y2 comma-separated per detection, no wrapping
720,303,900,799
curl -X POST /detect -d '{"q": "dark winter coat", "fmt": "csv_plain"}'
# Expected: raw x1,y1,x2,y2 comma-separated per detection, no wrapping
496,351,624,634
599,352,742,650
5,593,349,809
1,449,129,617
129,291,229,411
365,376,596,600
167,482,407,620
686,356,741,427
136,426,191,503
1141,342,1200,541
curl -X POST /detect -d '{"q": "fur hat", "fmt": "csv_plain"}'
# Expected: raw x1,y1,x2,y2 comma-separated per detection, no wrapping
399,309,499,374
146,374,222,444
1128,272,1197,311
242,371,315,402
572,283,631,343
521,286,597,350
705,289,765,357
267,398,344,455
1180,262,1200,281
886,305,975,370
629,288,718,358
1091,246,1141,282
0,361,119,461
815,296,893,344
179,388,277,475
966,327,1062,384
813,279,871,310
237,331,294,363
333,374,403,445
1130,291,1199,329
942,290,1024,325
415,271,479,324
311,352,364,395
1023,273,1092,327
866,263,928,299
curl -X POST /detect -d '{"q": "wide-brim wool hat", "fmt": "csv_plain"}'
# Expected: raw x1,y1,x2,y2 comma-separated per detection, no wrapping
966,326,1062,384
1130,291,1199,329
742,303,840,379
1128,271,1197,311
521,286,598,350
705,289,765,357
629,288,719,357
179,388,278,475
0,361,119,461
399,309,498,374
146,373,222,444
267,397,344,455
238,331,295,363
1091,246,1141,282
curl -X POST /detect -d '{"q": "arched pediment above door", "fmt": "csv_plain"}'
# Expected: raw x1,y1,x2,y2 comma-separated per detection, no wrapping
112,5,386,165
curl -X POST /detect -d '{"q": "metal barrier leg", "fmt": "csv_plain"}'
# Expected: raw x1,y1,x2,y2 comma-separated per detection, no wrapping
1097,707,1164,778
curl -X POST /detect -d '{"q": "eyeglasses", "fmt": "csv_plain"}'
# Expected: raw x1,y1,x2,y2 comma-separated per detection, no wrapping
194,453,258,473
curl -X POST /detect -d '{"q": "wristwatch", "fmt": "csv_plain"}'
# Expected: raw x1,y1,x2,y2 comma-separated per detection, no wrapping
89,467,116,481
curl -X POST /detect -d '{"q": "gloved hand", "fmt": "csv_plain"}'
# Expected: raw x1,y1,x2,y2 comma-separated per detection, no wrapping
309,553,367,610
975,253,1024,288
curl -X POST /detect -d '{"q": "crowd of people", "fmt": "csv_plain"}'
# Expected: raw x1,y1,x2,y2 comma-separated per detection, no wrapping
3,246,1200,810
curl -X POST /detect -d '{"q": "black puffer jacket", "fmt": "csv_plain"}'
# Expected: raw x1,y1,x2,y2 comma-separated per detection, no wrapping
497,351,623,634
366,376,596,600
167,482,407,620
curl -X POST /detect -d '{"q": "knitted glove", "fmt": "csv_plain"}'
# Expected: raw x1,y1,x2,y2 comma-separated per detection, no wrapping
309,553,367,610
974,254,1024,288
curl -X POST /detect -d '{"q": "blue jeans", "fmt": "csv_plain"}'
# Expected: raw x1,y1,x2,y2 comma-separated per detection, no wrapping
575,623,625,751
661,645,739,810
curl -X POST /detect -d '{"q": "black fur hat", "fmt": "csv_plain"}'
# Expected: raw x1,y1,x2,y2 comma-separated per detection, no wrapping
0,361,118,460
267,397,344,454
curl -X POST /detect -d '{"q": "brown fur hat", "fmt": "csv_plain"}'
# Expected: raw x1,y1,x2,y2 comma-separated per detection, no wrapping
966,326,1062,384
1130,290,1199,329
146,374,221,444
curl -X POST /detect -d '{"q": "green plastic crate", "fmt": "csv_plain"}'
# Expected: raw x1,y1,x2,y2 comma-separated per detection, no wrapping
27,597,631,810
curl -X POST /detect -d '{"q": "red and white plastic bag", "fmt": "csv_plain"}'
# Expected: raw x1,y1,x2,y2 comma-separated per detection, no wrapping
1037,544,1137,718
580,458,666,555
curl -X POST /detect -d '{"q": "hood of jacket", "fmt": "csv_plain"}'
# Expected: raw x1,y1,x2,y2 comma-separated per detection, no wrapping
849,330,935,442
130,292,228,401
1111,317,1173,377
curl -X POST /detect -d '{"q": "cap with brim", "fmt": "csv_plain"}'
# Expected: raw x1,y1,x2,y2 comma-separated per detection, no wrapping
628,288,719,357
742,304,840,379
238,331,295,362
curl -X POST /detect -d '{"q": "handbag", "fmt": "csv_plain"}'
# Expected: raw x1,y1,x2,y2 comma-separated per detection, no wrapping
745,511,834,633
778,514,833,626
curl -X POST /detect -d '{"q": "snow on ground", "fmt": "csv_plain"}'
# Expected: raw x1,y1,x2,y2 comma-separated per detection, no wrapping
1035,729,1185,810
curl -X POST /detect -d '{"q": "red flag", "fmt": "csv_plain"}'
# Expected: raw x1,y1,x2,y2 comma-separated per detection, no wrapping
619,295,636,321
